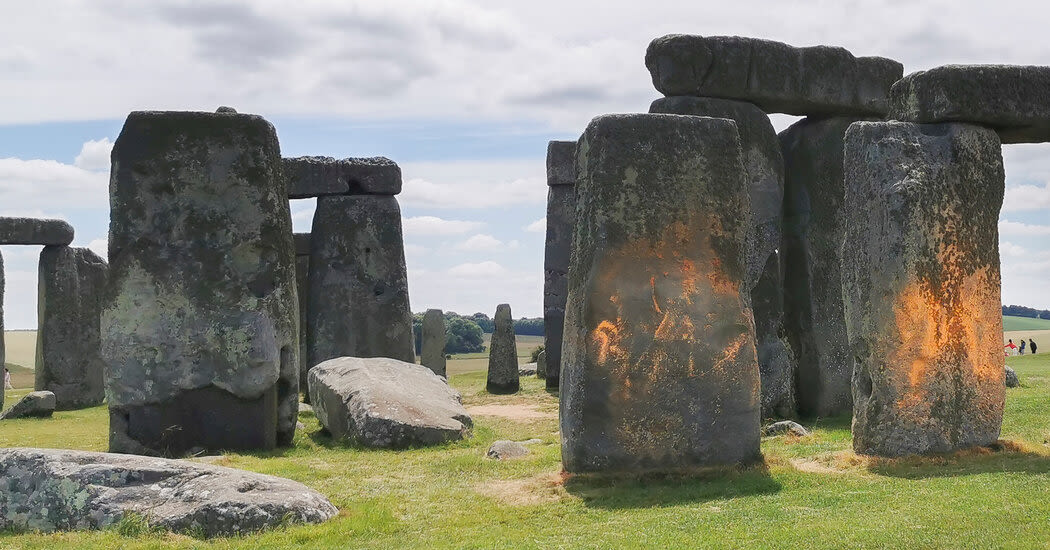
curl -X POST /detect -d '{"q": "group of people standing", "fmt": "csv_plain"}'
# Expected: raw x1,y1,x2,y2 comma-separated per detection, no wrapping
1005,338,1039,356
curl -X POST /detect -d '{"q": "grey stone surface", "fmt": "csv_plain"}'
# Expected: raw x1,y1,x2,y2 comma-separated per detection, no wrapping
536,349,547,380
544,143,577,391
561,114,761,474
0,447,337,536
519,363,537,377
421,309,447,377
307,195,414,368
646,34,903,116
284,156,402,199
296,252,311,399
0,391,56,420
888,65,1050,144
35,246,108,410
103,110,299,456
1006,366,1020,388
842,121,1005,457
216,106,237,113
308,356,472,448
293,232,311,256
0,218,74,246
761,420,810,437
487,440,531,460
487,304,519,394
651,96,795,418
780,116,868,418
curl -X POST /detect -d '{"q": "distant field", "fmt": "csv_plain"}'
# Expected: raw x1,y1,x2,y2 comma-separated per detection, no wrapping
1003,315,1050,331
3,330,36,370
446,333,543,375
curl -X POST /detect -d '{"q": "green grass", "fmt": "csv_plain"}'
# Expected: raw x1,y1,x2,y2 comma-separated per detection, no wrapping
2,350,1050,547
1003,315,1050,331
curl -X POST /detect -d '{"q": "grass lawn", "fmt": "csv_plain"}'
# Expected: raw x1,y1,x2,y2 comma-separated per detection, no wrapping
2,339,1050,547
1003,315,1050,332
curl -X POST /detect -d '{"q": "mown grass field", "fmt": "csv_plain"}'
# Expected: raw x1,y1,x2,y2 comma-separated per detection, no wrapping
1003,315,1050,332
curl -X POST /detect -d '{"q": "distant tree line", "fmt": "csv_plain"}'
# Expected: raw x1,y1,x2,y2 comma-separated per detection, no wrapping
1002,305,1050,320
412,311,485,355
467,312,544,336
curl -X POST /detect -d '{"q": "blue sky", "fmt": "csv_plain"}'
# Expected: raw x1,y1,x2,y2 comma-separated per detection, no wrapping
3,0,1050,328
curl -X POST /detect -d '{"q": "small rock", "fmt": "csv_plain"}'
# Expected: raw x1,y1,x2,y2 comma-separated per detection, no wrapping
0,391,56,420
216,106,237,113
487,440,530,460
1006,366,1020,388
762,420,810,437
519,362,537,377
298,402,313,413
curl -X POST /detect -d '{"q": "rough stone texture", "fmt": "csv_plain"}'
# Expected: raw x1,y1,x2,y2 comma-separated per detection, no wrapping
35,246,108,410
284,156,402,199
1006,366,1020,388
780,117,868,417
294,232,311,399
307,195,414,368
293,232,311,256
0,391,56,420
307,356,472,448
842,121,1005,457
888,65,1050,144
645,34,903,117
103,110,299,457
761,420,810,437
544,141,577,391
561,114,761,474
0,447,337,536
487,440,530,460
536,350,547,380
0,218,74,246
421,309,447,377
519,363,537,377
651,96,795,418
487,304,519,394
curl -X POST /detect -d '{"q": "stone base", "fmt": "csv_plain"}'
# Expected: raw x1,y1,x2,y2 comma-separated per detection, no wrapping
485,380,520,395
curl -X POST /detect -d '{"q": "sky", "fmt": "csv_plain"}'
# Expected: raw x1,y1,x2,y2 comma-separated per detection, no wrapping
2,0,1050,329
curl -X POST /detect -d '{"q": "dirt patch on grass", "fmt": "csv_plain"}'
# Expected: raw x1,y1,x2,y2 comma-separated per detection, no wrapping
467,404,555,421
476,472,568,506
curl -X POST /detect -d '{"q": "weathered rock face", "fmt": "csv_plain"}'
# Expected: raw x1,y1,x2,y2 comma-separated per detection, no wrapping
0,218,74,245
487,304,519,394
35,246,108,410
544,140,577,391
308,356,472,448
0,391,56,420
780,116,867,418
421,309,447,377
307,195,414,367
294,233,311,397
842,121,1005,457
284,156,402,198
651,96,795,417
0,447,337,536
761,420,810,437
536,349,547,380
888,65,1050,144
103,110,299,456
561,114,762,474
1005,366,1020,388
645,35,903,116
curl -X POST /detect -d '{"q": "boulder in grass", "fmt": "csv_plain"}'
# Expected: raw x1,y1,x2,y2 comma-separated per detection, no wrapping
486,439,543,460
308,356,472,448
762,420,810,437
0,391,56,420
519,363,538,377
1006,366,1020,388
0,447,337,537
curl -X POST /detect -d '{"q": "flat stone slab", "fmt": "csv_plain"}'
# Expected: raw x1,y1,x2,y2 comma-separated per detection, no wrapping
546,140,576,186
888,64,1050,144
0,391,56,420
645,34,903,116
0,218,74,246
0,447,337,536
308,356,472,448
284,156,402,198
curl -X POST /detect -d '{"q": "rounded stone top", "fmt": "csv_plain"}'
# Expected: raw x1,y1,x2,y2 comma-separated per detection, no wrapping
216,106,238,113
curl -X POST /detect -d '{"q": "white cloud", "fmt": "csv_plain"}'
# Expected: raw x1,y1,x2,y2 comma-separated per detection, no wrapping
87,238,108,259
1000,219,1050,236
73,138,113,172
454,234,504,251
401,176,545,209
1003,183,1050,213
0,158,107,213
447,261,507,278
403,216,483,236
525,217,546,233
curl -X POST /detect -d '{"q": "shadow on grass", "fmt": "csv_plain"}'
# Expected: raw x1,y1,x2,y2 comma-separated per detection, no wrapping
563,462,781,509
867,440,1050,479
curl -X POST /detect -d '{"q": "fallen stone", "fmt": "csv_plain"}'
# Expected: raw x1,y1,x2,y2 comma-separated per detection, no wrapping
761,420,810,437
487,440,530,460
0,218,74,246
562,114,761,474
519,363,537,377
1006,366,1020,388
888,65,1050,144
487,304,519,394
536,350,547,380
645,34,903,116
0,447,337,536
843,121,1005,457
544,141,577,392
284,156,402,199
298,402,313,413
35,246,108,410
421,309,447,377
0,391,56,420
307,195,415,367
104,110,299,456
308,356,472,448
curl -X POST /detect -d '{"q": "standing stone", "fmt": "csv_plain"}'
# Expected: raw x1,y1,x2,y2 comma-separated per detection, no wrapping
486,304,519,394
543,141,577,391
842,121,1005,457
421,309,447,377
536,350,547,380
36,246,108,410
308,195,414,367
561,114,761,474
294,233,311,399
103,110,299,456
651,96,795,418
780,116,868,417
